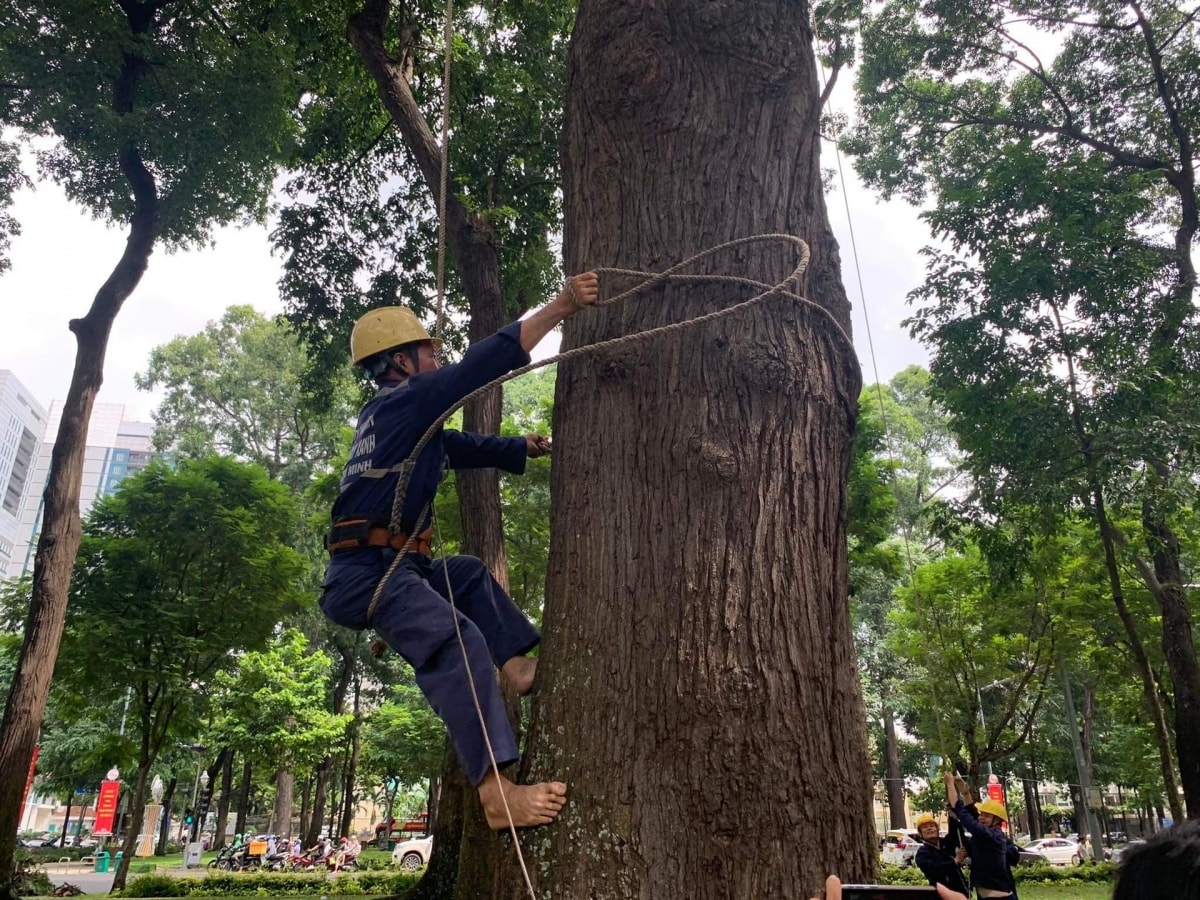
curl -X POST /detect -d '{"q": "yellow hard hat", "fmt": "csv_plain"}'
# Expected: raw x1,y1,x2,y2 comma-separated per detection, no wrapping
915,813,937,829
349,307,442,365
976,798,1008,822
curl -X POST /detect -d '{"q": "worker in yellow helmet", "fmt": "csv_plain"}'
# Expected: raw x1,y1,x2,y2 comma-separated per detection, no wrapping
944,772,1018,899
914,812,969,896
321,272,599,830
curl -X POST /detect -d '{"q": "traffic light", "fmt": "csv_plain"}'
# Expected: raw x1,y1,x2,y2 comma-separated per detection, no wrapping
184,807,194,825
197,785,213,817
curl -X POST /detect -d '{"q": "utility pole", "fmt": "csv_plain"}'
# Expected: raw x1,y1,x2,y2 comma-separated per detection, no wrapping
1061,668,1104,861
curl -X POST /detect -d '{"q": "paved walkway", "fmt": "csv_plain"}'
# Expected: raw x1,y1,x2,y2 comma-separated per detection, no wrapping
46,861,211,895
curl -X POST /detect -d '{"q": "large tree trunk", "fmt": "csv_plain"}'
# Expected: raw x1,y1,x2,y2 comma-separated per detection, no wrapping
111,763,153,891
1024,753,1042,840
273,768,294,841
214,753,233,850
1050,302,1185,824
0,57,159,894
1090,488,1184,823
298,775,311,845
1140,504,1199,818
234,759,252,840
60,794,73,843
494,3,869,896
155,778,178,856
883,702,906,828
305,636,356,848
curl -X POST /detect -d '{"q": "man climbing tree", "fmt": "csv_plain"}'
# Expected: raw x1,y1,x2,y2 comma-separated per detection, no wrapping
493,2,875,896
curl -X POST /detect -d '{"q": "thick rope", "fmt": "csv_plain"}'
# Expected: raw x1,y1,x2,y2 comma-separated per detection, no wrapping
367,234,860,629
430,513,539,891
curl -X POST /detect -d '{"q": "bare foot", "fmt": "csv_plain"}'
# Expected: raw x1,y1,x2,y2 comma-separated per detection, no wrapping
500,655,537,696
478,772,567,830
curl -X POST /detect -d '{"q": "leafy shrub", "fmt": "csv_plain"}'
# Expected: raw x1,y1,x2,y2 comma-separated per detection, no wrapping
11,852,54,897
877,865,928,885
1015,860,1117,885
116,870,422,897
877,860,1116,888
120,874,189,897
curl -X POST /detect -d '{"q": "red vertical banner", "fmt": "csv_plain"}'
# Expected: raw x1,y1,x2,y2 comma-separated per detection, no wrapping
987,776,1007,831
94,779,121,836
18,745,39,829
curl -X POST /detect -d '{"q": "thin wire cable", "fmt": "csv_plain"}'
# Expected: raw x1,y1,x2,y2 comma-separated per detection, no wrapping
813,22,958,792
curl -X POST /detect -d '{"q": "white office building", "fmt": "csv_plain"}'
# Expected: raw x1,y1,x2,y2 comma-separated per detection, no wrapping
0,372,49,579
14,402,158,577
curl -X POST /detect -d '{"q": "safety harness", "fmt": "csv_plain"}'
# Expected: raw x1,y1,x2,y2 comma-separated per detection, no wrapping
324,519,433,557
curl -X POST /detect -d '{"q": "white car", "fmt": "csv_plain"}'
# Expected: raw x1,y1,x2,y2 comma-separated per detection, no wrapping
881,829,922,867
391,836,433,871
1022,838,1082,865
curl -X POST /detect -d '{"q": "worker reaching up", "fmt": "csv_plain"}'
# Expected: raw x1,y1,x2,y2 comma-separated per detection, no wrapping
320,273,600,829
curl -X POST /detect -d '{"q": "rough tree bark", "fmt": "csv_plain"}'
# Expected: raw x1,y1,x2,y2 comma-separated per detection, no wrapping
234,759,252,840
495,3,872,896
274,768,294,840
0,24,159,899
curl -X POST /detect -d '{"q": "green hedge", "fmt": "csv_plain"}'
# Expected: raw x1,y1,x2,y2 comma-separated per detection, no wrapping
876,861,1117,887
117,871,422,898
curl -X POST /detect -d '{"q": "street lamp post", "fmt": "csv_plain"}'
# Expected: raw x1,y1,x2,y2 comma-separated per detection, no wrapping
191,770,209,843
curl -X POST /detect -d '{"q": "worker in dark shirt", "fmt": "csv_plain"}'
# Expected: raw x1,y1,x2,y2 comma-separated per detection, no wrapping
915,812,970,896
321,272,599,829
944,772,1018,899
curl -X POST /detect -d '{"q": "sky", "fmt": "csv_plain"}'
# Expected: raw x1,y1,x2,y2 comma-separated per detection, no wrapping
0,99,930,424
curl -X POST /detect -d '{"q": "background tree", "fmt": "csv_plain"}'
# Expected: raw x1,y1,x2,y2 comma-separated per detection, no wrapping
139,304,361,838
888,540,1056,784
0,3,305,886
55,457,305,888
494,2,871,895
209,629,351,839
849,0,1200,817
137,305,357,491
358,692,444,833
0,141,26,275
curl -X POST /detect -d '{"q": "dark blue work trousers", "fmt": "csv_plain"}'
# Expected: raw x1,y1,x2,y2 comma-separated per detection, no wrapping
320,550,540,785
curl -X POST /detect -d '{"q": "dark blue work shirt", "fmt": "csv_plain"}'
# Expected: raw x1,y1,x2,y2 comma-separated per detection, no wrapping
332,321,530,531
953,799,1017,896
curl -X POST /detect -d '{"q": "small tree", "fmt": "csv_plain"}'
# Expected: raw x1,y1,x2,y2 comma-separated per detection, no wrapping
210,629,352,839
55,456,306,888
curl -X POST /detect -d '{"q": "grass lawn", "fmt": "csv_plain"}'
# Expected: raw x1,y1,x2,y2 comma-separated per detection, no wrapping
1019,884,1111,900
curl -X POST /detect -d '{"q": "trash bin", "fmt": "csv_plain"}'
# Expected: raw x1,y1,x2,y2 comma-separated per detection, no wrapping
115,851,123,862
94,851,110,873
